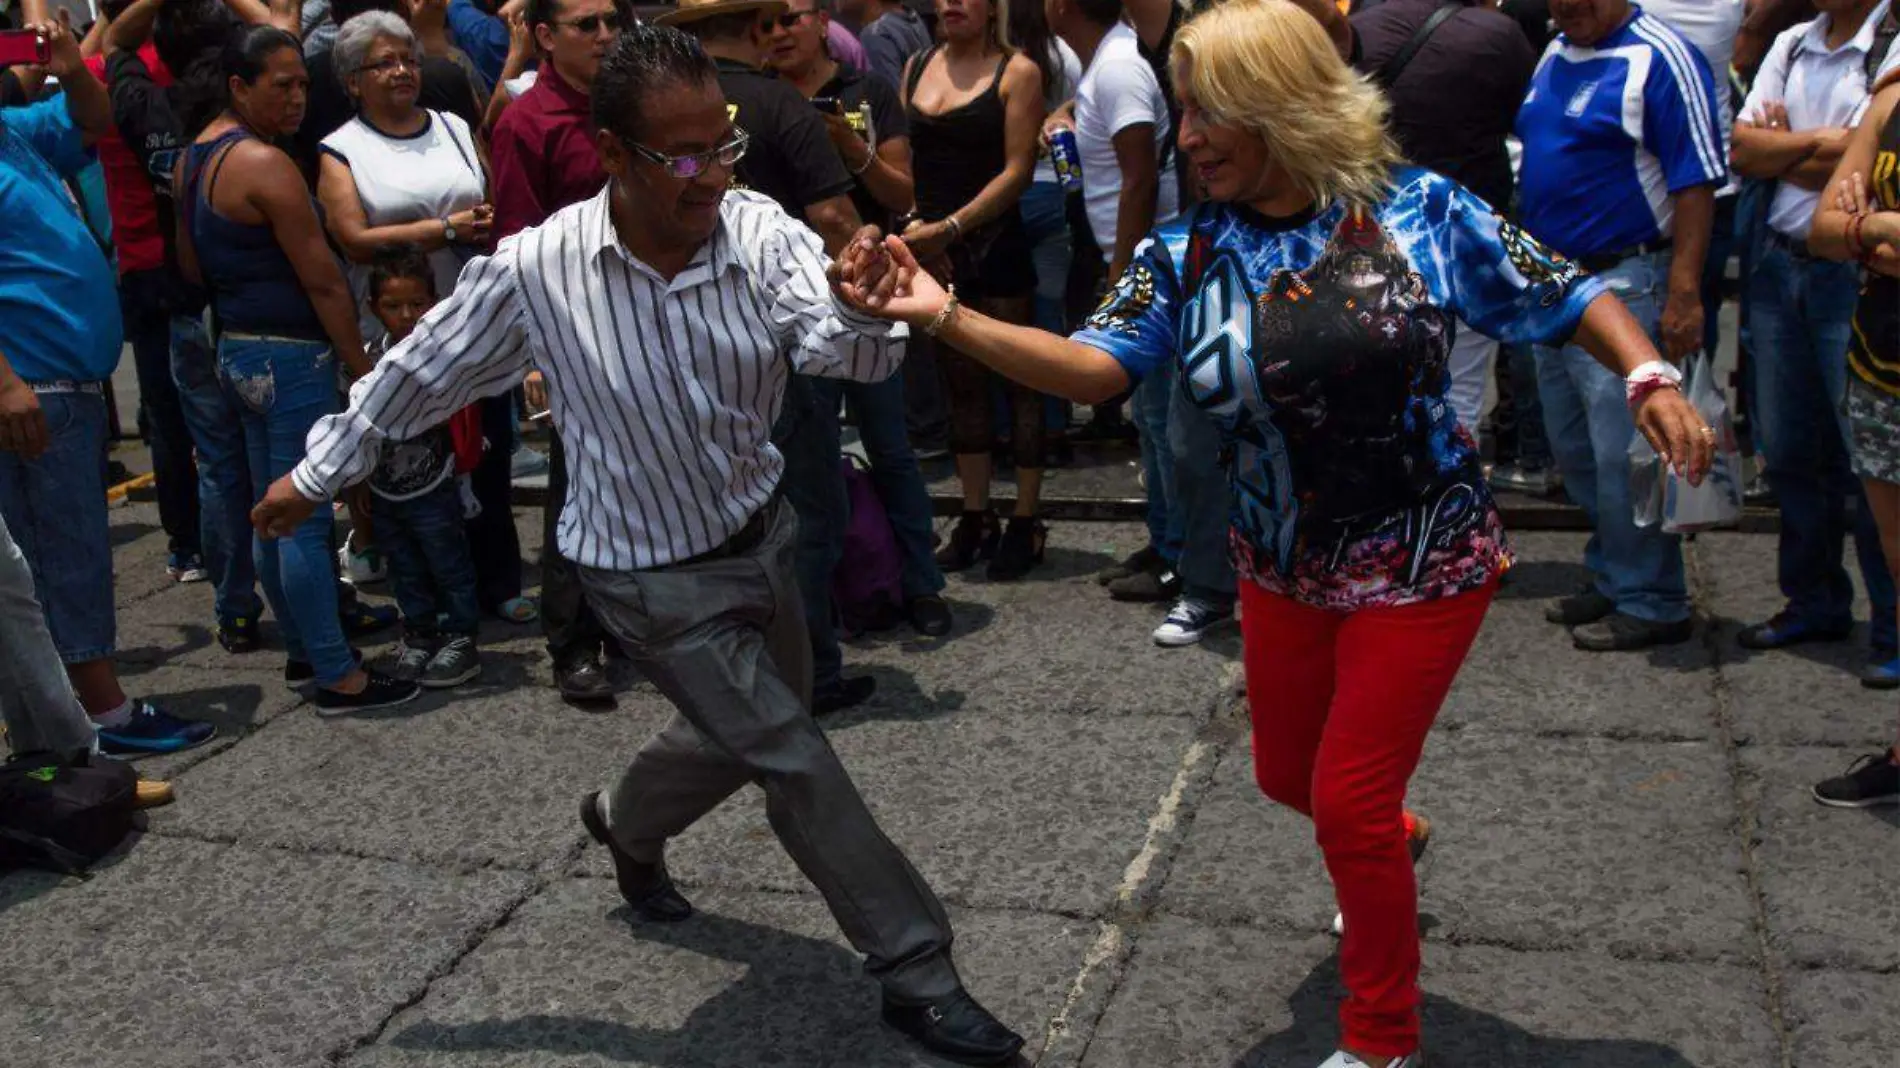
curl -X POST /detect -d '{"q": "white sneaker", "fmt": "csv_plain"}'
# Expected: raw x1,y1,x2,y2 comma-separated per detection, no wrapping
1318,1052,1421,1068
1152,597,1234,647
338,532,386,585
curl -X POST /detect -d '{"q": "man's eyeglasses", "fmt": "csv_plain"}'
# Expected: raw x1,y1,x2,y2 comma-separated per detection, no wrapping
628,129,750,179
556,12,622,33
357,54,419,75
768,10,815,28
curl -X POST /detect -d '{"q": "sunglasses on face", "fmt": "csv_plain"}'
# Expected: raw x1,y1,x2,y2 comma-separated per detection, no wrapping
629,128,751,179
768,10,816,28
556,12,622,33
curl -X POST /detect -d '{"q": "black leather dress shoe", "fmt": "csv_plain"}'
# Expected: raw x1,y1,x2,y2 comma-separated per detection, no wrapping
556,656,615,702
908,595,953,637
579,792,694,922
813,675,876,717
882,988,1025,1066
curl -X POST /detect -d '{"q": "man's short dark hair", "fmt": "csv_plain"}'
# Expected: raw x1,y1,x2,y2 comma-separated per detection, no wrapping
682,10,761,41
591,22,719,145
368,245,437,302
527,0,564,32
1074,0,1123,28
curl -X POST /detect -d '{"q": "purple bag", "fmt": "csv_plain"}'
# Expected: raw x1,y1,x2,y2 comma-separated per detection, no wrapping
831,456,906,636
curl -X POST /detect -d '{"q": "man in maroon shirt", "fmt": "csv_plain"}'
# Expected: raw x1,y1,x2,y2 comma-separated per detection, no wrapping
83,22,203,587
490,0,622,703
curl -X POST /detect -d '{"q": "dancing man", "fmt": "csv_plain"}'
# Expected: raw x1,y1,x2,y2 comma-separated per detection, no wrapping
248,24,1020,1067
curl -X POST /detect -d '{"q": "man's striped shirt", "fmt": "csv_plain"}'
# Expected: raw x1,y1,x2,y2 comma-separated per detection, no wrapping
292,187,906,571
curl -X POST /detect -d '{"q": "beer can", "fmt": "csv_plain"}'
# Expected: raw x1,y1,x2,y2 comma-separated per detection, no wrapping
1049,127,1082,191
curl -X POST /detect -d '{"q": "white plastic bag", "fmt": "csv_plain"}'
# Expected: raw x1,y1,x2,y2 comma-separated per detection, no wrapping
1629,353,1743,533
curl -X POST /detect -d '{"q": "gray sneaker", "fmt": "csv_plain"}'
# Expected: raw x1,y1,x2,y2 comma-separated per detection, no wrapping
391,638,436,681
421,636,481,689
1490,462,1560,496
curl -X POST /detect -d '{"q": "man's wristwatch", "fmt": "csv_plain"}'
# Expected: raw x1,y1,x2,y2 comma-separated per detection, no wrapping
442,216,458,243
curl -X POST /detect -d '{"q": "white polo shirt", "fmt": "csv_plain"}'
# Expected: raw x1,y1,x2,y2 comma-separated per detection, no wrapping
1741,0,1900,239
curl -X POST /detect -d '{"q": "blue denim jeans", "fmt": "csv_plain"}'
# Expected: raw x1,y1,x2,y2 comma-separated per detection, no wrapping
373,480,480,637
819,372,945,601
220,335,355,684
1021,180,1073,431
774,374,847,692
1503,343,1553,469
0,390,115,663
1136,369,1179,560
171,314,262,628
1536,251,1690,623
1747,243,1898,649
1168,382,1236,605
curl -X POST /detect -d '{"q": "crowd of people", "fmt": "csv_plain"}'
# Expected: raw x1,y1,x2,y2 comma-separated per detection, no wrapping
0,0,1895,1063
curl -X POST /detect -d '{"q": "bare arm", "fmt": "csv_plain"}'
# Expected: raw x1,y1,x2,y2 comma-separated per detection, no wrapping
1783,128,1852,190
317,153,484,261
221,0,302,34
1811,86,1900,275
39,17,111,142
106,0,166,55
79,11,107,58
828,111,914,217
1731,122,1822,179
481,12,532,139
1659,184,1713,360
1108,123,1159,281
804,193,866,257
245,145,370,375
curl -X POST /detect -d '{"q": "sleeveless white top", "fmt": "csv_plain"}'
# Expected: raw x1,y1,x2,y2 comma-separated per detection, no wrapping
320,110,486,339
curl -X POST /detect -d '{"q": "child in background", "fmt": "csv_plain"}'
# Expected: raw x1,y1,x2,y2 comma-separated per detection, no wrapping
362,248,483,688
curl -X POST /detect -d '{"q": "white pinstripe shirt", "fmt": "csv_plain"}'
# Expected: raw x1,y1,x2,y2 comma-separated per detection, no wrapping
292,187,907,571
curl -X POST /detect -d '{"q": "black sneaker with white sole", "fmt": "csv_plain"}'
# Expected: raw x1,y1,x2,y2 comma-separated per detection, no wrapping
312,669,422,715
421,636,481,689
1811,751,1900,808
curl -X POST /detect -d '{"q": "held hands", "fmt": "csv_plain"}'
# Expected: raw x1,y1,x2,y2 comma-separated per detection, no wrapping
1634,387,1715,487
448,205,494,243
251,475,322,540
834,234,950,328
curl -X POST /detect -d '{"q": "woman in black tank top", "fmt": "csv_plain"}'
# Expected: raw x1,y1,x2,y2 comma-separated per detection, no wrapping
902,0,1050,580
1809,75,1900,794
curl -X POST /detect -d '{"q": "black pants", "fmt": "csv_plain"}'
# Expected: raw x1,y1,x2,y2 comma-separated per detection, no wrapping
120,270,200,558
542,429,606,666
466,393,523,612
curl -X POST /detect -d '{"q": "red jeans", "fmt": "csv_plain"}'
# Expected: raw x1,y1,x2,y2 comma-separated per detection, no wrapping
1241,577,1495,1057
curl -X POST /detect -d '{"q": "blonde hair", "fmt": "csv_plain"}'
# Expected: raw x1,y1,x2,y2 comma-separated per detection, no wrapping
1172,0,1402,208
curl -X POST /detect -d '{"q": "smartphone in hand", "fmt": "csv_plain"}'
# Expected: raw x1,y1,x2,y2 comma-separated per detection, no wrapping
0,30,50,67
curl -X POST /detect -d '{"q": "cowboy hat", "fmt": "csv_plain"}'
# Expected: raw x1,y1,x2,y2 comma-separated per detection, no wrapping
652,0,789,26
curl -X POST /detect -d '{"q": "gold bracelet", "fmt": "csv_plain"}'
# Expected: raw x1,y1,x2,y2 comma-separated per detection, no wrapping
924,286,960,337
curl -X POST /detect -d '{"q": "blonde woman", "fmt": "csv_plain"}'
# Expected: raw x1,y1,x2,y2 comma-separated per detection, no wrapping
841,2,1714,1064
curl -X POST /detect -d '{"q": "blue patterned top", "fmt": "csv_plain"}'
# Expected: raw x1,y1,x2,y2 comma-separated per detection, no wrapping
1074,167,1605,611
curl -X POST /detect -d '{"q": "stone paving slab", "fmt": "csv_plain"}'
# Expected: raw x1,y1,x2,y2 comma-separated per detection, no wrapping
1446,574,1720,743
579,706,1204,917
1740,745,1900,973
348,880,1096,1068
1160,733,1756,962
837,522,1237,721
1782,969,1899,1068
0,837,529,1068
1691,533,1894,749
151,690,675,872
1078,917,1775,1068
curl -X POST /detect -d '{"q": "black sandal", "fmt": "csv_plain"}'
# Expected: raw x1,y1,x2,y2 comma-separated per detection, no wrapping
987,517,1047,581
935,509,1000,571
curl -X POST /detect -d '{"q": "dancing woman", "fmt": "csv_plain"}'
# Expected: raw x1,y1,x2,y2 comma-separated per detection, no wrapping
838,2,1714,1065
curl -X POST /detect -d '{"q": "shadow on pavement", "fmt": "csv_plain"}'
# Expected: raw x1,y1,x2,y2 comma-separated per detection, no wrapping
1494,559,1592,601
1241,956,1699,1068
383,909,994,1066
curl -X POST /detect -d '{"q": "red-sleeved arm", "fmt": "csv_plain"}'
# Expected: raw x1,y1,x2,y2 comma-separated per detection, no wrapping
489,109,547,241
